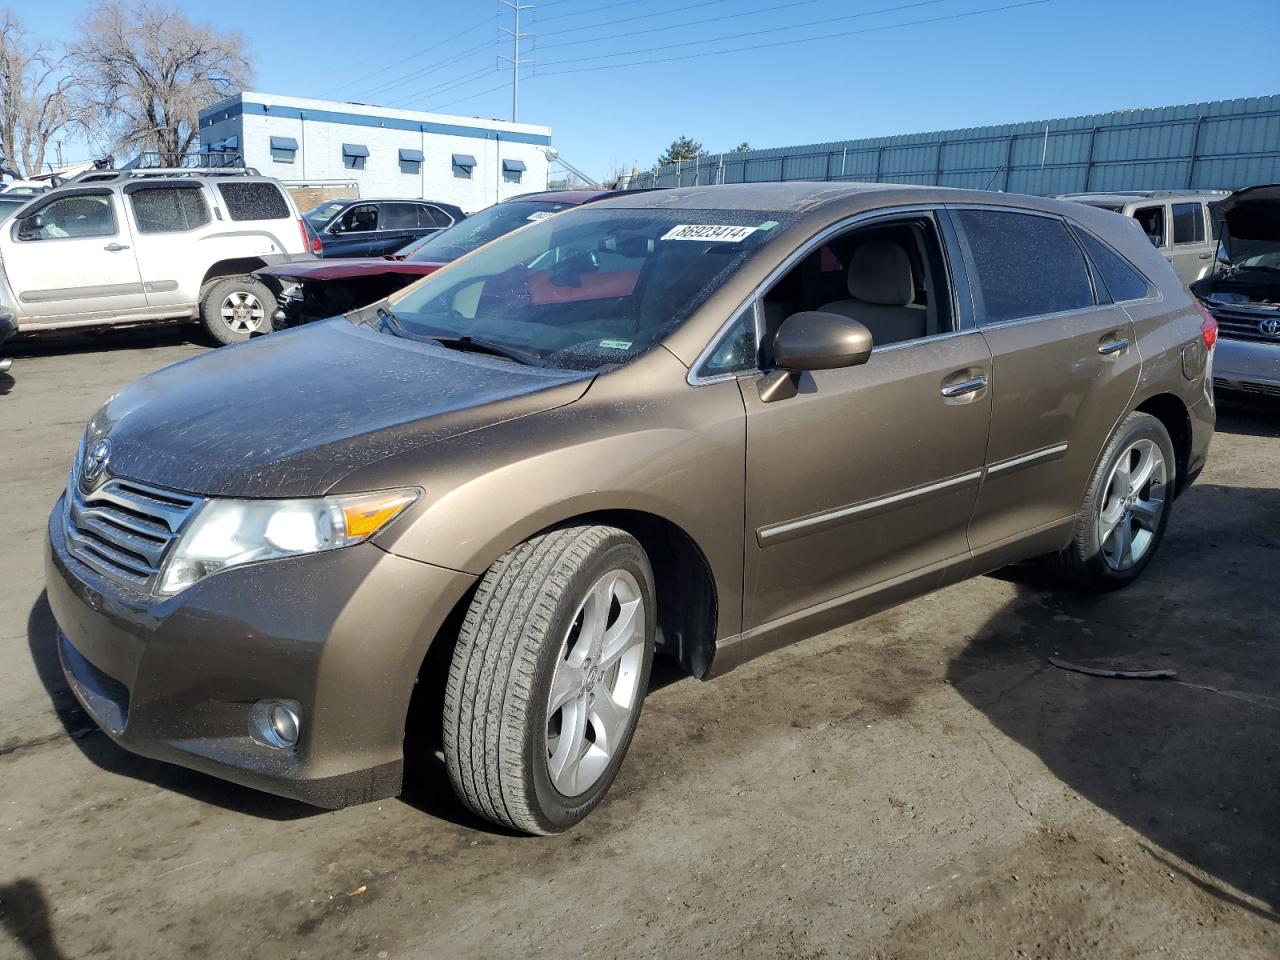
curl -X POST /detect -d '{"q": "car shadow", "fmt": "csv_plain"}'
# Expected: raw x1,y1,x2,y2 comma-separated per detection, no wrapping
950,482,1280,921
9,325,206,358
1214,394,1280,438
0,878,69,960
26,593,317,822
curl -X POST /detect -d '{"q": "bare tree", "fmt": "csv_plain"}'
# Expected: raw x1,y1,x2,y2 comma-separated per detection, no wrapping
0,11,76,176
69,1,251,164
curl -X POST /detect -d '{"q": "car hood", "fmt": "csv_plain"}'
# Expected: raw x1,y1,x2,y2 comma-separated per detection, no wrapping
87,319,593,497
1210,184,1280,260
257,258,447,283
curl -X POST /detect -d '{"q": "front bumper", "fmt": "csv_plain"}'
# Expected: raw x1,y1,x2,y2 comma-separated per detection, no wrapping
45,497,476,808
1213,337,1280,397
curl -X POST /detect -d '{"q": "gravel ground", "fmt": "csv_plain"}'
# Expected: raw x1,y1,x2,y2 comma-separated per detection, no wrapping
1,329,1277,960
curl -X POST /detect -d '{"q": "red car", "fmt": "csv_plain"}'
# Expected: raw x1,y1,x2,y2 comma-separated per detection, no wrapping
257,189,632,329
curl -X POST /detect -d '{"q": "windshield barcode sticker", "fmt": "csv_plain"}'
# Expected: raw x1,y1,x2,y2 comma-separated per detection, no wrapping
661,224,759,242
527,211,557,221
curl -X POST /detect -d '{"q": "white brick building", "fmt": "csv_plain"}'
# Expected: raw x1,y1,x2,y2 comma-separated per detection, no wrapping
198,92,552,213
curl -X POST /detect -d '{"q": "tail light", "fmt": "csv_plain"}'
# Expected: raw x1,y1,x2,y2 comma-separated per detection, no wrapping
1199,305,1218,351
298,219,322,256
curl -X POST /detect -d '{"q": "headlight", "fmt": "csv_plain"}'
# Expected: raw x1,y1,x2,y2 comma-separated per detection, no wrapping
157,488,418,596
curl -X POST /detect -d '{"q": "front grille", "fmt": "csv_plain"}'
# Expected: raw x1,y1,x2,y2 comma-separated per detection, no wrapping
65,475,203,591
1206,305,1280,344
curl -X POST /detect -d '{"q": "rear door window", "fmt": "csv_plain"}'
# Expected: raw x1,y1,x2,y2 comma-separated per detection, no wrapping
128,185,210,234
954,209,1094,324
216,181,291,222
381,203,420,230
1069,226,1152,303
1172,202,1205,244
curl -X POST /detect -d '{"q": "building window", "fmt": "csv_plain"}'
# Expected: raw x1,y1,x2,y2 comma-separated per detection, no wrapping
502,158,526,184
270,135,298,165
343,143,369,170
452,153,476,179
399,147,424,175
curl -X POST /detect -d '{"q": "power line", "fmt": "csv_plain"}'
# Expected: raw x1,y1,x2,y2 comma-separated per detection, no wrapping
536,1,1049,77
357,38,496,101
322,12,499,99
434,80,517,112
540,0,740,32
388,64,499,109
540,0,950,53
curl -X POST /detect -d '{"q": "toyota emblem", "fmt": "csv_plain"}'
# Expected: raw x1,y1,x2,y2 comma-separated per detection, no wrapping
82,438,111,485
1259,317,1280,337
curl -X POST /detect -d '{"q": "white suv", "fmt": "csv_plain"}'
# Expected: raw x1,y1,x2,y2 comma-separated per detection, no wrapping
0,168,310,345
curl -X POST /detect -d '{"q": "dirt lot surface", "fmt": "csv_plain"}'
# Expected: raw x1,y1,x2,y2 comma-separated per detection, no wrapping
1,329,1277,960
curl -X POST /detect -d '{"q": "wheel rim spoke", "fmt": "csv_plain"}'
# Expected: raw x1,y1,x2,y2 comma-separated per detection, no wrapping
1128,442,1157,495
544,567,646,798
1130,498,1163,531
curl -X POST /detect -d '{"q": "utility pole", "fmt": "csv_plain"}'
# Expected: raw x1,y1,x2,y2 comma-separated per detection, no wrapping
498,0,534,122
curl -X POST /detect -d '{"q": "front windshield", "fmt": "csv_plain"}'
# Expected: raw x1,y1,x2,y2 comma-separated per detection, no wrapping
304,201,347,227
403,199,576,263
385,207,789,371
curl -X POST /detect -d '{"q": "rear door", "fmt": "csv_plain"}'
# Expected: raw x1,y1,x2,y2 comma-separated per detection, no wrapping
3,188,147,321
1168,200,1213,284
123,181,213,310
375,202,426,255
951,207,1140,564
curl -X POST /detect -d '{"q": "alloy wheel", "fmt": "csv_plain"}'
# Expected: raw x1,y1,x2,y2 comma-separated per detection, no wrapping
220,290,266,334
545,569,646,797
1098,438,1168,571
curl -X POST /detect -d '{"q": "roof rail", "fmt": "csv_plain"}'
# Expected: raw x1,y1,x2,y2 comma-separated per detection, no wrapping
68,166,262,184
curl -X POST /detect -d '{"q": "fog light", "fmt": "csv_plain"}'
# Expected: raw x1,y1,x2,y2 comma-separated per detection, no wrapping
251,700,300,749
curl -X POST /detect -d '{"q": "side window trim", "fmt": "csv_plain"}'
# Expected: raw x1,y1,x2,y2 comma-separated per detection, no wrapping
1064,220,1159,305
11,188,120,243
689,205,963,385
946,204,1101,329
1171,201,1207,246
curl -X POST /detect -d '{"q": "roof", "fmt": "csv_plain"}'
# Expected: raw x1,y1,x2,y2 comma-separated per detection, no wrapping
600,181,974,212
514,189,622,205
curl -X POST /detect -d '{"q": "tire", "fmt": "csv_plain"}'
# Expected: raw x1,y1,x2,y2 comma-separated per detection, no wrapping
443,525,655,835
199,275,276,345
1045,411,1177,592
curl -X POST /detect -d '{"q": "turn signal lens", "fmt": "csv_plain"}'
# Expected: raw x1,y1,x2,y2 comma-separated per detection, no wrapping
339,490,419,541
1200,306,1218,351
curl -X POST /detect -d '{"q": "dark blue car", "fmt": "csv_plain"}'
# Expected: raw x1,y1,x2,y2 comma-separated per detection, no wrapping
301,198,466,258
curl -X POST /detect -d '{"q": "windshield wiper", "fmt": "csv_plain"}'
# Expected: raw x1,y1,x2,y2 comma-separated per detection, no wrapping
428,335,542,366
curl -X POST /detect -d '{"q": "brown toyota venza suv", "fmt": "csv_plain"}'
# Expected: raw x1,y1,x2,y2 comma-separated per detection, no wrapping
47,183,1215,834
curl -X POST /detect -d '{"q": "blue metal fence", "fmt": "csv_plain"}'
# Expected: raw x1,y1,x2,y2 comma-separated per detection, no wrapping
625,96,1280,195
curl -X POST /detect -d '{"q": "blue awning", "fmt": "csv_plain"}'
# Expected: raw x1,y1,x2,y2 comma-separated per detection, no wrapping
452,153,477,168
270,136,299,151
223,135,240,149
342,143,369,157
399,148,424,163
502,158,527,172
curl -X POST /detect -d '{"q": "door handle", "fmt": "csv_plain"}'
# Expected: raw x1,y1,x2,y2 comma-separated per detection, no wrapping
941,376,987,398
1097,338,1129,356
103,243,130,252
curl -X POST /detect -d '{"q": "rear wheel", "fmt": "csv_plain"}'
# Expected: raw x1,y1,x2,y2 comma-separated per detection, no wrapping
443,525,655,834
199,276,275,345
1046,411,1176,592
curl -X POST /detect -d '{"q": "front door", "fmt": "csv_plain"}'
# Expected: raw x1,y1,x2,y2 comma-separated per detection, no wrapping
4,189,147,321
325,203,380,257
949,207,1141,557
740,211,992,632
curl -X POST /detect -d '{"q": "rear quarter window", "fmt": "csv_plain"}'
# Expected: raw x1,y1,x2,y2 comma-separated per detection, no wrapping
955,209,1094,324
1070,226,1152,303
216,181,291,222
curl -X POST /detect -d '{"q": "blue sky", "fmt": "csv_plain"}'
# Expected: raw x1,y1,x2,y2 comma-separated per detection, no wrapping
22,0,1280,180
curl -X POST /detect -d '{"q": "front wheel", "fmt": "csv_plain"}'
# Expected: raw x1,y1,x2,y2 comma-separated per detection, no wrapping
443,525,655,834
1046,411,1176,592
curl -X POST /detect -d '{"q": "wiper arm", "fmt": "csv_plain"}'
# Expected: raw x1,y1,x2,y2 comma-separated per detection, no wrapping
429,335,542,366
375,305,406,333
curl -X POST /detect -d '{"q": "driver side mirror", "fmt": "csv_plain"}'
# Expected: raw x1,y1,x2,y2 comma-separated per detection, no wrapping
17,212,45,240
759,311,873,403
328,221,344,234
